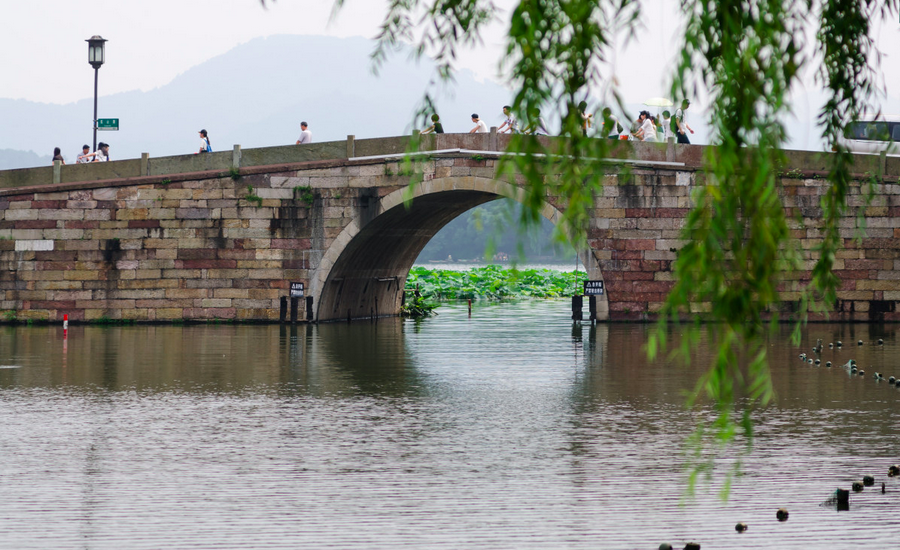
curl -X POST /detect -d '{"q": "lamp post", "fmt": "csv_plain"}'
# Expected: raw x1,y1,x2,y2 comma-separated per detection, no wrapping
86,35,107,153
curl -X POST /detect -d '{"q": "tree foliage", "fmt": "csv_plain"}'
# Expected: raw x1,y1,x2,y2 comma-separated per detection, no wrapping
265,0,899,494
418,200,578,262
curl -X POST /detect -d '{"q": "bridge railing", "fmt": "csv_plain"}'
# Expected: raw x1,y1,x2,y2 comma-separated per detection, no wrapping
0,134,498,191
1,131,896,192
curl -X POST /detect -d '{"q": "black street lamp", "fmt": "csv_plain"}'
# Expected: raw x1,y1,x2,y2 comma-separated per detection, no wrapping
86,35,107,153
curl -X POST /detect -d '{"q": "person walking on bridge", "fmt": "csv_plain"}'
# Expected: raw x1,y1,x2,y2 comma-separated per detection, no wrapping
93,143,110,162
498,105,517,134
198,129,212,153
522,108,549,135
601,107,624,140
296,121,312,144
469,114,488,133
674,100,694,144
76,145,95,163
52,147,65,165
421,114,444,134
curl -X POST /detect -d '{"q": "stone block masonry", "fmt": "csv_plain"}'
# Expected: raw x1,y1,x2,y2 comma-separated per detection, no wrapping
0,170,326,322
2,134,900,322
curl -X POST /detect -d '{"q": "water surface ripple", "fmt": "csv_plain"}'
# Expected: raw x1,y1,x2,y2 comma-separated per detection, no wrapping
1,301,899,549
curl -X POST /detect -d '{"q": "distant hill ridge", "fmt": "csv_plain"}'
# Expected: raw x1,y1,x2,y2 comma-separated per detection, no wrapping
0,35,510,169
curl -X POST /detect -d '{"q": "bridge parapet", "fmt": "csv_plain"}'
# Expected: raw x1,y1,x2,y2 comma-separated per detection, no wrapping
1,134,502,191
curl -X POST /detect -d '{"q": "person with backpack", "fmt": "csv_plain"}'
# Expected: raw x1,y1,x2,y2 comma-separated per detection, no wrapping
674,100,694,144
522,108,550,135
198,129,212,153
601,107,624,140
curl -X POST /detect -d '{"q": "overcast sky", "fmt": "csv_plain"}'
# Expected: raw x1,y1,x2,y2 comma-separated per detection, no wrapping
2,0,689,105
4,0,900,148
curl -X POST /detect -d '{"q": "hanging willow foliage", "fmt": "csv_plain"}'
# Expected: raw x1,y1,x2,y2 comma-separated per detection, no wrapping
264,0,899,494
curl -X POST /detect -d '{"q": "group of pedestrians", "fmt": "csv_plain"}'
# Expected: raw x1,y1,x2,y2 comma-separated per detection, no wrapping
629,100,694,144
417,100,695,143
51,143,110,165
51,103,694,166
418,107,547,136
51,121,314,165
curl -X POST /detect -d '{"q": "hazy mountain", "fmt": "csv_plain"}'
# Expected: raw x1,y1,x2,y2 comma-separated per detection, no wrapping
0,149,51,170
0,35,512,168
6,34,897,169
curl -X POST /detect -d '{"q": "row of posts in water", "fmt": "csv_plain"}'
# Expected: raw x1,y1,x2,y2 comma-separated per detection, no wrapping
571,295,601,322
279,296,313,324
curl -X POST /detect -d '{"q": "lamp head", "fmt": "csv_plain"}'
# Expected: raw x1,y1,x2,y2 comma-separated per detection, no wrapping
86,35,108,69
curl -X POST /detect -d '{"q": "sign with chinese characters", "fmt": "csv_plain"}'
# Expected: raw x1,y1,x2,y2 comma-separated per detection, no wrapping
290,282,305,298
583,280,604,296
97,118,119,130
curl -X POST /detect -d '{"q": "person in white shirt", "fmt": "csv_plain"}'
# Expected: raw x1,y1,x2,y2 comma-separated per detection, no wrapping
661,110,675,141
498,105,517,134
76,145,94,163
296,121,312,144
634,111,658,142
675,100,695,144
198,129,211,153
469,114,488,134
94,143,110,162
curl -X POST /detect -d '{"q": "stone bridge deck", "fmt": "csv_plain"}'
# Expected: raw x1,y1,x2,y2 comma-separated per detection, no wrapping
1,133,900,323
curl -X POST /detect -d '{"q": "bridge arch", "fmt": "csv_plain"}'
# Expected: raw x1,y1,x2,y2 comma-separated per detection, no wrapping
311,176,606,322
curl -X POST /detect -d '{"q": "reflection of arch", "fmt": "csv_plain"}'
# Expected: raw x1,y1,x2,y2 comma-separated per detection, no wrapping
312,176,606,321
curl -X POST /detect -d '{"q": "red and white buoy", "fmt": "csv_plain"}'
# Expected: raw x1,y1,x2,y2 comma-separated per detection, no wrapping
63,314,68,330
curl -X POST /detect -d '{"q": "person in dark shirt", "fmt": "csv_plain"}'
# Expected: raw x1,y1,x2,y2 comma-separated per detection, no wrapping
52,147,65,164
421,114,444,134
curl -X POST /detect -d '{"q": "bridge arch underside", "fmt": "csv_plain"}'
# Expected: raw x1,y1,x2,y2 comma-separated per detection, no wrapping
318,189,501,322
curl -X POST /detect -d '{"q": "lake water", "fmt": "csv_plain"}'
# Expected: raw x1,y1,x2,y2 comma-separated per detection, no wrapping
1,300,899,549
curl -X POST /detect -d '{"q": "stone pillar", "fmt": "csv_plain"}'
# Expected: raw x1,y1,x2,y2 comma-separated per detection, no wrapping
140,153,150,176
233,145,242,169
489,126,499,151
666,137,675,162
53,160,61,184
346,135,355,158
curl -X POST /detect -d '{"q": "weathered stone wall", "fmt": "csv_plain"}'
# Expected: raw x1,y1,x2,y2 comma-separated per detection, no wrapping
0,160,381,322
589,164,900,321
2,135,899,323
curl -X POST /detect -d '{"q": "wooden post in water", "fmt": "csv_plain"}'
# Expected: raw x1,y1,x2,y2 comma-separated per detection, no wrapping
836,488,850,511
280,296,288,323
290,297,299,324
572,295,583,321
305,297,313,322
588,296,597,323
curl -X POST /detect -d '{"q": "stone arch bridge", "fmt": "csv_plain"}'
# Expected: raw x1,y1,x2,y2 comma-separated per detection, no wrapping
1,133,899,322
